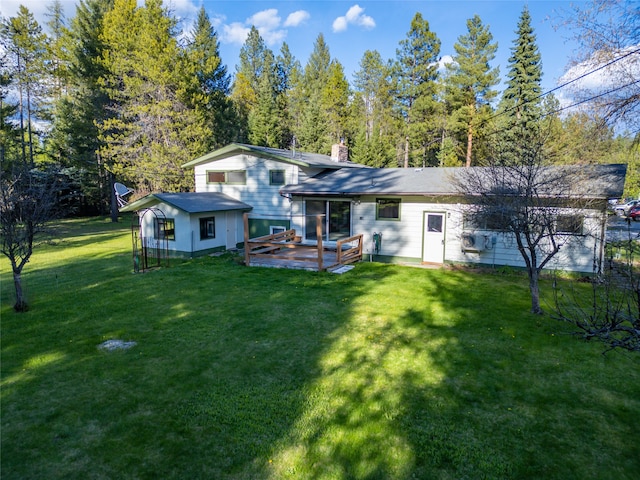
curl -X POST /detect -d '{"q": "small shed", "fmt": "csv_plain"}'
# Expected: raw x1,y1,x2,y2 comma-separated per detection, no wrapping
120,192,252,257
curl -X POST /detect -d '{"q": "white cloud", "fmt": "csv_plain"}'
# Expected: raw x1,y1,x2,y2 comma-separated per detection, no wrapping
284,10,310,28
223,22,252,45
218,8,308,46
333,4,375,33
247,8,281,31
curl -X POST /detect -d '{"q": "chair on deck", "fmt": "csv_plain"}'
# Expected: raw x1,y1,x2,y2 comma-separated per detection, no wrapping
114,182,134,207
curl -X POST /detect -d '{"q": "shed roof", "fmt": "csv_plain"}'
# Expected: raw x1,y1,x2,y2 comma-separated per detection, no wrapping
119,192,252,214
181,143,368,170
280,164,627,199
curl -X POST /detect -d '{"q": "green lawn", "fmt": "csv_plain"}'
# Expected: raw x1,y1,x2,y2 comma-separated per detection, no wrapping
1,217,638,479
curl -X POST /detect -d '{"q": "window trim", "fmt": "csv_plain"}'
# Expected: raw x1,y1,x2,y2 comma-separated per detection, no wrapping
154,218,175,241
376,198,401,221
269,169,286,186
555,214,584,235
270,225,286,235
206,170,247,185
463,212,509,232
199,216,216,240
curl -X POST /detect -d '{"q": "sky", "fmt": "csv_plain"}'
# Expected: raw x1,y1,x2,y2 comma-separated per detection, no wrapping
2,0,589,98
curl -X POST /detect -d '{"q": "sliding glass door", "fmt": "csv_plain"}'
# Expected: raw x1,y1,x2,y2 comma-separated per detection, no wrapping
304,200,351,242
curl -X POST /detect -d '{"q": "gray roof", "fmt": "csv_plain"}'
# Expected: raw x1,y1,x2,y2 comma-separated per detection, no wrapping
281,164,628,199
120,192,252,213
182,143,368,170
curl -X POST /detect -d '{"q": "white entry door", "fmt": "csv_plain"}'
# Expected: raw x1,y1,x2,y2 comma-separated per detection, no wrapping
225,212,237,249
422,212,446,263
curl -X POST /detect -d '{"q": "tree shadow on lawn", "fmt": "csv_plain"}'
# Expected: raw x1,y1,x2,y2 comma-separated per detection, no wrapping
262,268,640,479
1,256,638,479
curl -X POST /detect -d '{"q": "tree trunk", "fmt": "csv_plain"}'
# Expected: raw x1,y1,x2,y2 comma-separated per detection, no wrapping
465,124,473,168
13,271,28,312
109,173,119,223
404,136,409,168
529,270,543,315
465,103,475,168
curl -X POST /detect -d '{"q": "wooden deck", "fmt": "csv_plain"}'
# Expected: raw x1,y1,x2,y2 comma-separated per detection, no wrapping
243,213,363,272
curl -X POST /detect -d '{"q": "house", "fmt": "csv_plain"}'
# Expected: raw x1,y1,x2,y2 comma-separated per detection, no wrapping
120,143,365,258
121,142,627,273
280,164,627,272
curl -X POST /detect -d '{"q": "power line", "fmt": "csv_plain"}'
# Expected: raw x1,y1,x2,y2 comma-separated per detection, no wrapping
485,47,640,124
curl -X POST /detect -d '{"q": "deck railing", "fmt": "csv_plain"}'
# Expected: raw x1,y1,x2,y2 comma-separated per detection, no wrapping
243,213,363,271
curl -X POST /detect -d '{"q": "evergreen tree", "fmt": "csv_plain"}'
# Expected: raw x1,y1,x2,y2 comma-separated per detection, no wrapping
0,57,22,171
500,6,543,132
444,14,499,167
248,51,282,147
47,0,113,213
351,50,396,166
232,26,269,142
394,12,441,167
322,60,350,147
0,6,48,166
44,0,70,104
275,42,301,149
295,34,333,153
98,0,205,193
182,6,236,149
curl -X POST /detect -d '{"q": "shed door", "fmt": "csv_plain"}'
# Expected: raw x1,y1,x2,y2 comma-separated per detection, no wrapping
422,212,445,263
226,212,237,249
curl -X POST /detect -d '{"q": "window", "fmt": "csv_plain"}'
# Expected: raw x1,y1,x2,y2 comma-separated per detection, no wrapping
154,218,175,241
463,212,508,231
200,217,215,239
270,170,285,185
376,198,401,220
206,170,246,184
304,200,351,241
556,214,583,235
270,225,286,235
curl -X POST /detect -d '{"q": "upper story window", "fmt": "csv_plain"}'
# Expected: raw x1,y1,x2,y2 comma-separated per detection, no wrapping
270,170,286,185
376,198,401,220
207,170,246,184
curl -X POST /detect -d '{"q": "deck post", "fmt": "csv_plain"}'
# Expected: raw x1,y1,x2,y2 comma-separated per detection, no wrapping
243,212,250,266
316,214,323,271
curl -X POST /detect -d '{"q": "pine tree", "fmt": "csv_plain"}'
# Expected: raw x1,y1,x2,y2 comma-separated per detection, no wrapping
232,26,269,142
352,50,396,166
394,13,441,167
0,6,48,166
444,15,499,167
275,42,301,149
322,60,350,147
501,6,543,131
98,0,204,193
295,34,333,153
248,51,282,147
47,0,113,213
182,6,235,149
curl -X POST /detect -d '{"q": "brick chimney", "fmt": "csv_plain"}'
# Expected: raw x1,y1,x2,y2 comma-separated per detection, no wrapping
331,140,349,162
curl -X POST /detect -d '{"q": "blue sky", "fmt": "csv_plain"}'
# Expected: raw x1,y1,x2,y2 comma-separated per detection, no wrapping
5,0,586,96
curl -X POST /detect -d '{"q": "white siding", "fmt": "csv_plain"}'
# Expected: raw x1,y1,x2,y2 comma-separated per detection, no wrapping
194,155,321,218
138,201,235,255
292,195,605,272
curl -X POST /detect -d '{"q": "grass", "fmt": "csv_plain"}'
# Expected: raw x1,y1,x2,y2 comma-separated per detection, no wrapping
1,217,639,479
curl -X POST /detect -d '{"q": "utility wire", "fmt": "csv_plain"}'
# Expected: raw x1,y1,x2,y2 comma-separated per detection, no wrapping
485,47,640,124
